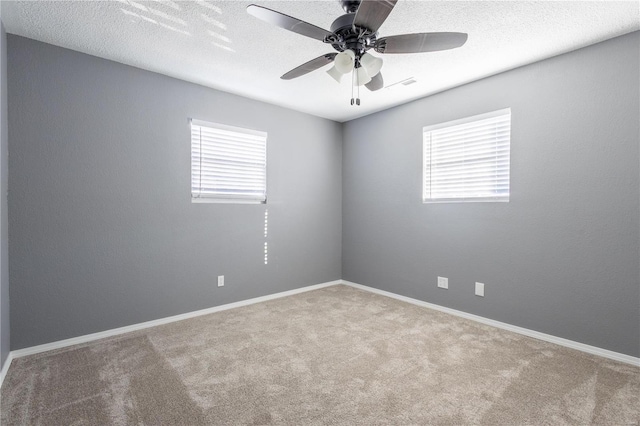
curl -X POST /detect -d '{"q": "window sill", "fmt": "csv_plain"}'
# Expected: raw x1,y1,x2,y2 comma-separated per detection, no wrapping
191,198,266,205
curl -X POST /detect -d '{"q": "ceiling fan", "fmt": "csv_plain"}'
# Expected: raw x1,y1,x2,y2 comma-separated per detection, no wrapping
247,0,468,105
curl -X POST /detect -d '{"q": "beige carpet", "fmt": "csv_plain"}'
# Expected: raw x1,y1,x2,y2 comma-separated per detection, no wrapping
1,285,638,425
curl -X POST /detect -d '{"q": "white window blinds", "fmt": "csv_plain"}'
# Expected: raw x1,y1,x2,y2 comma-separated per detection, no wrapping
191,119,267,203
423,109,511,203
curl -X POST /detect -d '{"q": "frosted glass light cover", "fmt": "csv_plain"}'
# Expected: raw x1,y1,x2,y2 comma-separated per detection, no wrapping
360,52,383,77
334,50,355,74
353,66,371,86
326,65,343,83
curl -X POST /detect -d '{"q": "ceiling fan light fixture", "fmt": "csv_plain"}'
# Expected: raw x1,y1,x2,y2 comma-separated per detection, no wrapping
360,52,383,77
354,66,372,86
334,49,356,74
326,65,343,83
246,1,469,105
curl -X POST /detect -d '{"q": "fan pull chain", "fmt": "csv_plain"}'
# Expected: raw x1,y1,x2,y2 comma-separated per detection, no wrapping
350,69,355,105
350,67,360,106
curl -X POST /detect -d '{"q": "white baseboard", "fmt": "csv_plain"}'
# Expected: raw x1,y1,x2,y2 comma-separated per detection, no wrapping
341,280,640,367
6,280,341,365
0,352,13,388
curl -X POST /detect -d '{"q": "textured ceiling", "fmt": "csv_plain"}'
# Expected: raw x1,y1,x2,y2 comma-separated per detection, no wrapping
2,1,639,122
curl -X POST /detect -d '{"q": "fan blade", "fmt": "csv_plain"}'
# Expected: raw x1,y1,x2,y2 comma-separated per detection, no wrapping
375,32,468,54
353,0,398,34
365,72,384,91
247,4,333,42
281,53,338,80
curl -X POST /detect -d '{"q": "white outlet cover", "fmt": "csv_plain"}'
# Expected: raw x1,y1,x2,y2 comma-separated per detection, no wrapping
218,275,224,287
475,282,485,297
437,276,448,289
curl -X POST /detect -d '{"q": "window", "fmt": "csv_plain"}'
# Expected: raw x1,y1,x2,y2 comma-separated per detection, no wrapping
423,108,511,203
190,119,267,203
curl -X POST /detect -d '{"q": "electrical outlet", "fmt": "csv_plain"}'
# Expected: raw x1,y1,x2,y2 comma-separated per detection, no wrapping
437,276,448,289
218,275,224,287
475,282,484,297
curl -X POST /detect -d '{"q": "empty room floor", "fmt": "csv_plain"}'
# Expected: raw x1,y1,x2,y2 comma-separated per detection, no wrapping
1,285,638,425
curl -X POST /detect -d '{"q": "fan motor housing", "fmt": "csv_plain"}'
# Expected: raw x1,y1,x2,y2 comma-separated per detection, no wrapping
329,13,377,54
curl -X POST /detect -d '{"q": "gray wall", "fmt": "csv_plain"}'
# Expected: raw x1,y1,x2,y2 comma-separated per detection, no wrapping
342,32,640,357
0,16,9,367
8,36,342,350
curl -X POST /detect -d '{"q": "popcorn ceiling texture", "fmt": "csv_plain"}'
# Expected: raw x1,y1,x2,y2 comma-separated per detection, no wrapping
1,285,639,425
1,1,639,122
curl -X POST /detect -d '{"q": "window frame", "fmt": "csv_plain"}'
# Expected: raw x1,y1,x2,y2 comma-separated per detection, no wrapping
190,119,267,204
422,108,511,204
